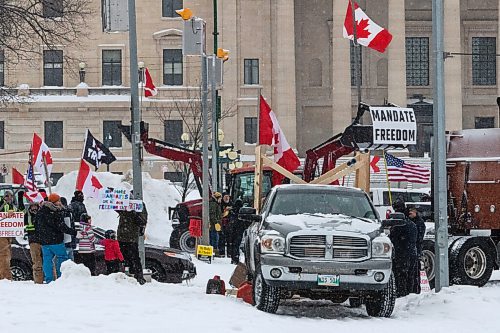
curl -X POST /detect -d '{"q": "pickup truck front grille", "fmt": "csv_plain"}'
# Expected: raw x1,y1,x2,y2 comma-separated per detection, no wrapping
289,234,369,260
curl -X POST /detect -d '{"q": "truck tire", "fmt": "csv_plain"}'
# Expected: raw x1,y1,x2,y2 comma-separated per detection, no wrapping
450,238,494,287
365,274,396,318
169,226,196,253
421,240,436,289
253,266,280,313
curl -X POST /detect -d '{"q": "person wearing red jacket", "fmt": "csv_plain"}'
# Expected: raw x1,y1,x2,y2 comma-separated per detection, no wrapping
100,230,124,274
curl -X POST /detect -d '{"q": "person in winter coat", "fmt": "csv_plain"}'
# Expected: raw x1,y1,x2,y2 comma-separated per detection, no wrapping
388,200,417,297
0,190,17,280
116,200,148,284
218,193,232,257
36,193,77,283
409,207,426,294
24,202,44,284
229,199,245,264
69,190,87,225
77,213,98,275
60,197,76,260
100,230,124,274
209,192,222,253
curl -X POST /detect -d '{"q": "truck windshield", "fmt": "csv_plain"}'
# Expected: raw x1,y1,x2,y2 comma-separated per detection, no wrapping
232,172,272,207
269,190,377,219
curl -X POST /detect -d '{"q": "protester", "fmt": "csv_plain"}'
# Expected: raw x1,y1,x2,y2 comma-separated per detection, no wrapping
76,213,97,275
69,190,87,224
24,202,44,284
409,207,426,294
209,192,222,254
116,195,148,284
60,197,76,260
229,199,245,264
218,192,232,257
101,229,124,274
388,199,417,297
0,190,17,280
37,193,77,283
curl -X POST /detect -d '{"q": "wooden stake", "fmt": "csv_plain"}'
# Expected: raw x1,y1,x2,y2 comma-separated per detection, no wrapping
254,145,263,212
261,155,307,185
354,152,370,193
42,155,52,194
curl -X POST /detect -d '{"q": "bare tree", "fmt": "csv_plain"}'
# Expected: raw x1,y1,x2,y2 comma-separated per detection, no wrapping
152,86,237,201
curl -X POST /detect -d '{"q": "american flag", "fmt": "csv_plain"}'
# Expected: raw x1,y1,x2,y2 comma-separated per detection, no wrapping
384,153,430,184
24,164,45,202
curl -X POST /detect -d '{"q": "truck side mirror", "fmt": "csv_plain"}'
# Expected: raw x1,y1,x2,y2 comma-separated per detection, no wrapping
238,207,261,223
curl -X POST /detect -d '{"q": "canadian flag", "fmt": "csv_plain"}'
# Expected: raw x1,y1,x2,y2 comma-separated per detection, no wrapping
12,167,25,185
259,95,300,185
76,159,103,199
144,67,158,97
343,1,393,53
32,133,53,182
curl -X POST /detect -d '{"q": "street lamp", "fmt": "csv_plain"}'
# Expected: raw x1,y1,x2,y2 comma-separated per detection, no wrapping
138,61,145,83
79,62,86,83
104,133,113,172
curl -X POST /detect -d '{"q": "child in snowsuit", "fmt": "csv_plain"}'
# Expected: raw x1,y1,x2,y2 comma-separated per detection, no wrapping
77,213,98,275
100,230,124,274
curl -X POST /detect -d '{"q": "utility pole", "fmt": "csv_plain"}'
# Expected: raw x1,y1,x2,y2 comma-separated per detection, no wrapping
432,0,449,292
212,0,220,191
127,0,145,266
201,53,210,246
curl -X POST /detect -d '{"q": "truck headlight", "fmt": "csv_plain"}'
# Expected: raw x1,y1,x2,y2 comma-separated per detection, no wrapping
261,235,285,253
372,237,392,258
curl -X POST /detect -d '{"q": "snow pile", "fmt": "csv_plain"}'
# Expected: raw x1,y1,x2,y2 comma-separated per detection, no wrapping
54,170,181,246
59,260,91,280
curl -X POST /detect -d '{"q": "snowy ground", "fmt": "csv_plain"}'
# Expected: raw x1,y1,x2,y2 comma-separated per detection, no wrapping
1,259,500,333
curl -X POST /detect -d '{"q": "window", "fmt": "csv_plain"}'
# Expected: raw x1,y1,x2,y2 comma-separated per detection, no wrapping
232,172,272,207
472,37,496,86
244,117,257,144
102,0,129,32
164,120,183,145
350,44,362,86
244,59,259,85
50,173,64,186
103,121,122,148
102,50,122,86
162,0,183,17
475,117,495,129
406,37,429,86
43,0,63,18
44,121,63,148
0,51,4,86
164,171,184,183
163,49,183,85
43,50,63,86
0,121,4,149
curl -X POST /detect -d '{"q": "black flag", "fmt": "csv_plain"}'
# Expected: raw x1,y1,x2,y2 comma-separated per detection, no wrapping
82,130,116,170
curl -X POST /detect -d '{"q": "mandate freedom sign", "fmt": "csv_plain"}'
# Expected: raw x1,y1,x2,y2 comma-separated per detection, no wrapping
99,188,130,210
0,212,24,237
369,107,417,145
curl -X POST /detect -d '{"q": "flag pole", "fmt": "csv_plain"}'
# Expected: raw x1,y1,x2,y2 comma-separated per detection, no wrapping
257,87,262,146
382,150,392,206
42,155,52,195
350,0,362,108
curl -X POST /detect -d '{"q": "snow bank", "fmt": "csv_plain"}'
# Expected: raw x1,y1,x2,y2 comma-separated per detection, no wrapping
54,170,181,246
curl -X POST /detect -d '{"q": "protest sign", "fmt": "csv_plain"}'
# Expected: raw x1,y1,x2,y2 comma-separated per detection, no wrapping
98,188,130,210
0,212,25,237
369,107,417,145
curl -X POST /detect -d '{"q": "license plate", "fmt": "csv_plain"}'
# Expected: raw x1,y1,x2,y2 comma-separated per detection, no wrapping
317,274,340,286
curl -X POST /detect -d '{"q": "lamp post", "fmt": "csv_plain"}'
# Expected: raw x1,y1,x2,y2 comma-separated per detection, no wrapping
79,62,86,83
104,133,112,172
138,61,145,84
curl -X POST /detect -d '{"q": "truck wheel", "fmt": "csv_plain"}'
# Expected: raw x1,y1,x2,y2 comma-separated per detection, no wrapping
253,267,280,313
365,274,396,318
421,240,436,289
450,238,494,287
348,297,363,308
169,227,196,253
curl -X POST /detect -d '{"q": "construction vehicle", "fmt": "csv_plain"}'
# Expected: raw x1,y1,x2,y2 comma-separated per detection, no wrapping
421,128,500,288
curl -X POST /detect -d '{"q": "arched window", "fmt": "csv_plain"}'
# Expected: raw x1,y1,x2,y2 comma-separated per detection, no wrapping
309,58,322,87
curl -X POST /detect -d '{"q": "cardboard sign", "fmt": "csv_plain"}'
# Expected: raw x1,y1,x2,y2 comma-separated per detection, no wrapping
197,245,213,264
0,212,25,237
98,188,130,210
369,107,417,145
126,200,143,212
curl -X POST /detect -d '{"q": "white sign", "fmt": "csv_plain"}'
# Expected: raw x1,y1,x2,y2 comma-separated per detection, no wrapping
126,200,144,212
369,107,417,145
98,188,130,210
0,212,25,237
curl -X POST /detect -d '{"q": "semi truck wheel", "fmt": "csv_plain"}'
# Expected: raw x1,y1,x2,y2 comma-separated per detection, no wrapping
421,240,436,289
365,274,396,318
253,266,280,313
450,238,494,287
169,227,196,253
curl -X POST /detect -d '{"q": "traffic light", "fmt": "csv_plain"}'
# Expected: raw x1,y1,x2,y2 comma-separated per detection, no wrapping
176,8,193,21
217,48,229,62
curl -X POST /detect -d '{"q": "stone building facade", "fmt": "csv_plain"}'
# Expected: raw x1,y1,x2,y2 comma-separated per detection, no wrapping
0,0,498,184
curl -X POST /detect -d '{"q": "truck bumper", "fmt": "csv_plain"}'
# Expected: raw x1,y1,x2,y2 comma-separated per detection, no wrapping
260,255,392,291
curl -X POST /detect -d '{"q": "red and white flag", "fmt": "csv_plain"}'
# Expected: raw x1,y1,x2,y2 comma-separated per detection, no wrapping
32,133,53,182
259,95,300,184
343,1,393,53
144,67,158,97
12,168,25,185
24,164,45,203
76,159,103,199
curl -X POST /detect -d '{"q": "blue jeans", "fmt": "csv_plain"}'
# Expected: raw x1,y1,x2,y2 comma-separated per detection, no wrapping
42,243,69,283
209,230,219,251
65,246,74,261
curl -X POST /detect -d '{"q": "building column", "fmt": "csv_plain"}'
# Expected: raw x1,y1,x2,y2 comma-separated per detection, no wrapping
497,3,500,127
331,0,352,134
444,0,463,130
271,0,297,147
387,0,407,106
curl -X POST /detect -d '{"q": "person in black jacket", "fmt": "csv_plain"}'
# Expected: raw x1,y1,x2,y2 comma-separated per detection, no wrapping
229,199,245,264
409,207,426,293
69,190,87,225
24,202,44,284
37,193,77,283
388,199,417,297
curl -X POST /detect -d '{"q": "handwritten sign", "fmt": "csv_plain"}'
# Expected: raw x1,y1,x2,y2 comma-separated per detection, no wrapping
126,200,144,212
370,107,417,145
98,188,130,210
196,245,213,264
0,212,25,237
